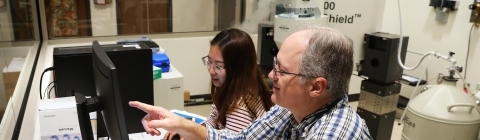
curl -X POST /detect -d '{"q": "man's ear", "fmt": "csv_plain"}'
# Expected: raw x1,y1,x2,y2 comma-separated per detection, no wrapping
310,77,327,98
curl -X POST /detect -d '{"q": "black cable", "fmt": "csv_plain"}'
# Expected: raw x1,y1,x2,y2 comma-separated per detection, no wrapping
40,67,54,99
48,86,55,99
42,81,55,99
465,24,475,79
43,86,49,100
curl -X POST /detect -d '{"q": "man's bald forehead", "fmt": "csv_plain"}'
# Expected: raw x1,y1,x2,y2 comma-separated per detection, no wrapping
286,31,310,48
277,30,309,64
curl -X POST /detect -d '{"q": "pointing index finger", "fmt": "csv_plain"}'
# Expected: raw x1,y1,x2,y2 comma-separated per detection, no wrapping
129,101,156,113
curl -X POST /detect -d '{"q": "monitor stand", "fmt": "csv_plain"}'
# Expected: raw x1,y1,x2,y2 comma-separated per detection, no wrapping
75,92,101,140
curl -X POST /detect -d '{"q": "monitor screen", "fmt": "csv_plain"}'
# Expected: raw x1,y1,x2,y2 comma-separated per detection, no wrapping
54,43,154,137
92,40,129,140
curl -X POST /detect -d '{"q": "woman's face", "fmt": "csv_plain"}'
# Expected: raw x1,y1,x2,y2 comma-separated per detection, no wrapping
207,45,226,87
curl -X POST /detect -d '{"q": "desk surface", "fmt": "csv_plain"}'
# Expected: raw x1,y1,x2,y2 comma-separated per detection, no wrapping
96,129,167,140
31,101,414,140
33,112,170,140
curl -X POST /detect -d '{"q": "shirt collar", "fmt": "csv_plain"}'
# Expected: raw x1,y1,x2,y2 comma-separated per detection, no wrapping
288,94,348,129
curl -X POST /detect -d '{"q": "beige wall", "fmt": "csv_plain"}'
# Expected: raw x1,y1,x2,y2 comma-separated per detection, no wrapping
90,0,118,36
380,0,478,97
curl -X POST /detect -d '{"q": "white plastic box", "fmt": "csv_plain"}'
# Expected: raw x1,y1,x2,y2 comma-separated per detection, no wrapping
38,96,82,140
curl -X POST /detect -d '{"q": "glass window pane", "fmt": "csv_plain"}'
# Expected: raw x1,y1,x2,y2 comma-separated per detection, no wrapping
0,0,40,138
42,0,270,39
0,101,16,140
0,0,36,41
0,43,35,140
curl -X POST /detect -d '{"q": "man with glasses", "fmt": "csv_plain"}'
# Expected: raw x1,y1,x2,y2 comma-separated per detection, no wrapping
129,26,372,139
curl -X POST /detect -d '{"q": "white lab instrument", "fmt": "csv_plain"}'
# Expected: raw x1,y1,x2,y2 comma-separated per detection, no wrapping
402,76,480,140
273,0,328,48
399,56,480,139
153,65,185,111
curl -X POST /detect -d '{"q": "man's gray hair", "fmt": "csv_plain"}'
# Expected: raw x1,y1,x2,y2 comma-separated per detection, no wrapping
296,25,354,99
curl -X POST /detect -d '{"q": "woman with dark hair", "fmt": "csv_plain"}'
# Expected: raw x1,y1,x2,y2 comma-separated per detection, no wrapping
164,28,274,140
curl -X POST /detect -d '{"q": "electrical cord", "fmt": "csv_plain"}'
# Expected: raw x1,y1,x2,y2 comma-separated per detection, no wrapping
425,68,428,84
43,84,49,99
397,0,459,72
48,86,55,99
405,51,430,92
465,24,475,79
42,81,55,99
398,56,431,125
455,69,480,114
40,67,54,99
406,50,430,85
396,0,438,71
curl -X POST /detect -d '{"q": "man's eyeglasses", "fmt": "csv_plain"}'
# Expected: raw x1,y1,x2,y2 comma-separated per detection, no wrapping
202,56,224,74
272,57,307,79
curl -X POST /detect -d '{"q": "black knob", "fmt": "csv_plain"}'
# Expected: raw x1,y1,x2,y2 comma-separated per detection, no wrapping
456,66,463,73
470,4,477,10
449,51,455,57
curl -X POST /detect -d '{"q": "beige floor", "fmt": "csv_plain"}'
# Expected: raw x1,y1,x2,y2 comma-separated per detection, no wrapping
185,101,404,140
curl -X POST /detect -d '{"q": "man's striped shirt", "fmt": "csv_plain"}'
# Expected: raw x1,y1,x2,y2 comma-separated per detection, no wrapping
207,94,372,140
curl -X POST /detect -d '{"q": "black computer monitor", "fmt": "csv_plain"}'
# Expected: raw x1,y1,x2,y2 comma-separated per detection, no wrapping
92,40,129,140
55,42,153,137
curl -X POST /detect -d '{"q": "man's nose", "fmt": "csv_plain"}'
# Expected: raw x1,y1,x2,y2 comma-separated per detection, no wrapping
268,69,274,80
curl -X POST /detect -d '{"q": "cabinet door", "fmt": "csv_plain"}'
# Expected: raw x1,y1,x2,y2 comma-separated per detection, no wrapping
10,0,34,40
117,0,170,35
144,0,170,33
